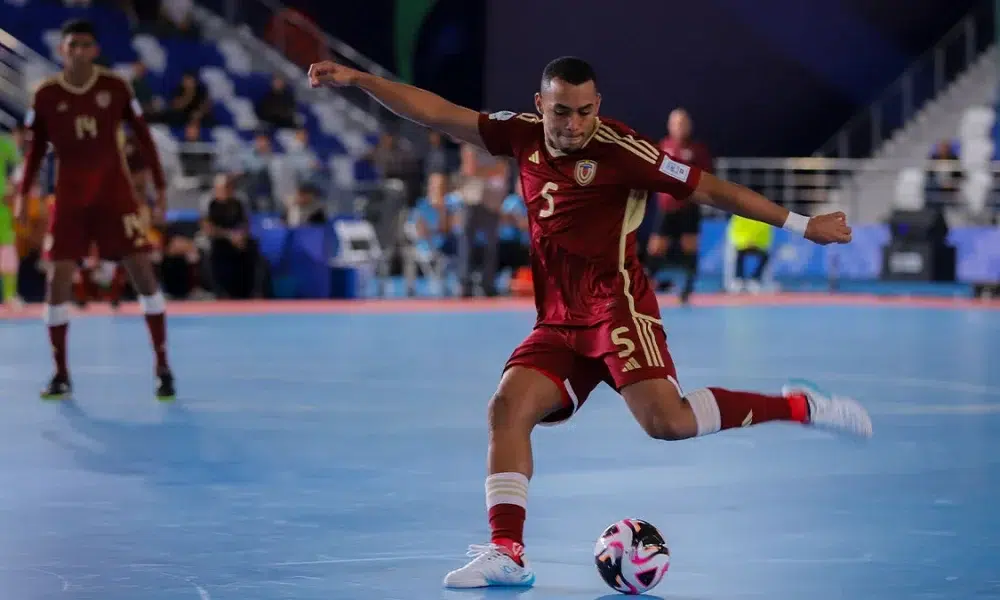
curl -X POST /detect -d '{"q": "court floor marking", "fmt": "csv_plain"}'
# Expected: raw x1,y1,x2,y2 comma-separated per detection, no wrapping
2,363,999,415
1,294,999,321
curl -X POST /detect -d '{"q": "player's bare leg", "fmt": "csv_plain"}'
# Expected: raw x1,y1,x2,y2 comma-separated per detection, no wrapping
443,366,565,589
41,260,76,399
120,251,174,401
621,378,872,442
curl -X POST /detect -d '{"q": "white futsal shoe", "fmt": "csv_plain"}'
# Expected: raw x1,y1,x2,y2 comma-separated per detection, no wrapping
443,543,536,588
784,379,873,438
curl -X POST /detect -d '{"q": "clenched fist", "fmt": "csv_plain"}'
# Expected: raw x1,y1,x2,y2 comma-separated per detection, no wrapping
804,211,852,245
308,60,362,88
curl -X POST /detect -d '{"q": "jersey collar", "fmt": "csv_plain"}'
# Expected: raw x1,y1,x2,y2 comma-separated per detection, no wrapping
544,117,602,158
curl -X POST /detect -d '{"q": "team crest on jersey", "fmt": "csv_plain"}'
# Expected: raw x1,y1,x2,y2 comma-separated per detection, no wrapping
574,159,598,186
96,90,111,108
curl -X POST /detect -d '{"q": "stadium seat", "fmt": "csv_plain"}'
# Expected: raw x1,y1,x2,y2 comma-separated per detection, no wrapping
959,106,996,140
894,168,927,210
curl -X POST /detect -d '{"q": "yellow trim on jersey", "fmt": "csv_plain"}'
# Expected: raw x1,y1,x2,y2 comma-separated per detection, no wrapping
56,67,100,95
594,125,659,164
516,113,541,123
620,189,665,369
544,117,602,158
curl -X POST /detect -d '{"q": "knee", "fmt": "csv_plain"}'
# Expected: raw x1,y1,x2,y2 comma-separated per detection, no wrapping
487,391,542,433
638,410,690,441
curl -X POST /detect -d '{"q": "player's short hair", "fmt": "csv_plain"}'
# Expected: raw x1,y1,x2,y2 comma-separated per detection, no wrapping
60,19,97,39
541,56,597,91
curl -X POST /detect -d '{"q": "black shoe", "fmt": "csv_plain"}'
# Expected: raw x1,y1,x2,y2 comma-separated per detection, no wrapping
41,373,72,400
156,369,176,401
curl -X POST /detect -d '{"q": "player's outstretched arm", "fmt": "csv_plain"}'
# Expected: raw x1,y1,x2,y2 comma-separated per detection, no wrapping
693,172,852,245
308,60,484,150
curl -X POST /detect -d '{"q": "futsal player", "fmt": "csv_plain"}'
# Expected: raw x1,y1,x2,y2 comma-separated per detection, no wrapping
308,55,872,589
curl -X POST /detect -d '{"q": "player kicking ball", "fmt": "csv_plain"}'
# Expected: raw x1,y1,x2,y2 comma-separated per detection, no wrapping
14,19,175,401
309,56,872,588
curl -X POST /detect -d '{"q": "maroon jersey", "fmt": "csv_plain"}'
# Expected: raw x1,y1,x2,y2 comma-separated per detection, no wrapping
656,137,712,212
478,111,703,327
19,67,166,204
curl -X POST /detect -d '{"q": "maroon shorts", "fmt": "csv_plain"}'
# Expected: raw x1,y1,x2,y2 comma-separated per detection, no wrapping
45,195,152,262
504,313,680,424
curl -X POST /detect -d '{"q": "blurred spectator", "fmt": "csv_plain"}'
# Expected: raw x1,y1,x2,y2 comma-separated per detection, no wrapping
237,131,279,213
404,176,461,296
201,175,263,299
256,76,298,129
177,122,215,186
498,179,529,276
425,131,449,180
455,143,506,297
367,131,421,205
129,61,162,117
411,174,459,256
159,71,211,128
283,183,327,227
156,0,200,39
929,139,962,189
276,127,327,201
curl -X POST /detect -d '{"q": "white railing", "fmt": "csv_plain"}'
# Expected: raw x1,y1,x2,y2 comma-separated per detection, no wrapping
0,27,59,128
716,156,1000,223
814,0,996,158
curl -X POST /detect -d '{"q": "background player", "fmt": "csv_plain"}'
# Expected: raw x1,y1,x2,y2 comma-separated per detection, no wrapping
307,55,872,588
14,19,175,401
646,108,712,303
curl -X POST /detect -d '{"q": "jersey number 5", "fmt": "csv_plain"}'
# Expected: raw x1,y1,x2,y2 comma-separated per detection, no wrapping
539,182,557,218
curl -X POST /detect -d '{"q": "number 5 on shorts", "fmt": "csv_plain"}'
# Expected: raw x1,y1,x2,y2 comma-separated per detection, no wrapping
122,212,148,247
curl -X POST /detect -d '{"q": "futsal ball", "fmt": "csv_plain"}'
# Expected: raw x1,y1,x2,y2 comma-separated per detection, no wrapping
593,518,670,595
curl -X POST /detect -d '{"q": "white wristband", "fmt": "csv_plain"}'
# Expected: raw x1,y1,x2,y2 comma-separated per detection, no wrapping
782,212,809,235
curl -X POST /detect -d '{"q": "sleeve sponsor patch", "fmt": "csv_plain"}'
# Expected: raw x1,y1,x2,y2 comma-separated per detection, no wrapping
659,156,690,182
489,110,516,121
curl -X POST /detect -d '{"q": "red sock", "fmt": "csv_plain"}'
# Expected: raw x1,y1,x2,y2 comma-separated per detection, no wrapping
485,472,528,563
489,505,526,548
43,303,71,377
140,292,169,373
49,323,68,377
144,313,168,372
686,387,809,435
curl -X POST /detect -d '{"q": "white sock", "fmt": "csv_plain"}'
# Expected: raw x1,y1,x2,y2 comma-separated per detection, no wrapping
139,290,166,315
485,472,529,510
686,388,722,436
42,303,71,326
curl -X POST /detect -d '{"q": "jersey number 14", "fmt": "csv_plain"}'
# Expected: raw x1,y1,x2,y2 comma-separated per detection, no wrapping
75,115,98,140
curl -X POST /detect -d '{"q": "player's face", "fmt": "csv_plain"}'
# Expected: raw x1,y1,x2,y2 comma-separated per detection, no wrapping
535,78,601,153
668,111,691,141
59,33,98,69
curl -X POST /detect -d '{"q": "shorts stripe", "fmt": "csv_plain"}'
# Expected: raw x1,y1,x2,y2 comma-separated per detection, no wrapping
632,315,664,368
631,316,654,367
645,319,665,367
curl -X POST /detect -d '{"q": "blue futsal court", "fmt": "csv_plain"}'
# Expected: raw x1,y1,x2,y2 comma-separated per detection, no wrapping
1,299,999,600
